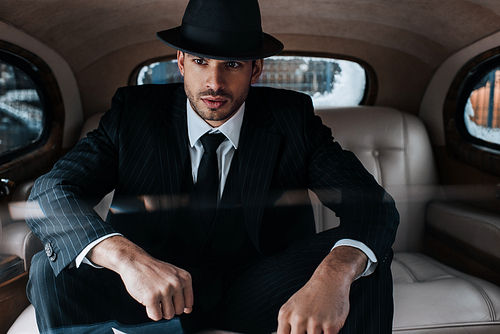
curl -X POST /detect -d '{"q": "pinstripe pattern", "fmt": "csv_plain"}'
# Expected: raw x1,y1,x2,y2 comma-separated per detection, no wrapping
27,83,399,333
28,252,185,333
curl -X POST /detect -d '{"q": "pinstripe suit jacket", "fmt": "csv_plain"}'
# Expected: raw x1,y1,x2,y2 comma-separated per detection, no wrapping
27,83,399,277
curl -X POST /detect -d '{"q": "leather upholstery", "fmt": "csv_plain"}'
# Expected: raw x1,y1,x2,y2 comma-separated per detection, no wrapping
0,198,43,271
313,107,438,252
426,201,500,259
392,253,500,333
0,222,42,271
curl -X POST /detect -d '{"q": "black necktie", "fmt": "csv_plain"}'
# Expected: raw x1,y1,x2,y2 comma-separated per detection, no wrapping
196,133,226,233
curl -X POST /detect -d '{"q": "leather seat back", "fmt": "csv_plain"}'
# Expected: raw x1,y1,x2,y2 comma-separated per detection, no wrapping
312,107,438,252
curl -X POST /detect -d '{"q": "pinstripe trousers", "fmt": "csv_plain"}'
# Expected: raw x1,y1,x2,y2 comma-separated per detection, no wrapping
27,228,394,334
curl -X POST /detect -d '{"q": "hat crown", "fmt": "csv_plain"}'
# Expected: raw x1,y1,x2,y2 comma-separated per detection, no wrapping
156,0,283,60
183,0,262,33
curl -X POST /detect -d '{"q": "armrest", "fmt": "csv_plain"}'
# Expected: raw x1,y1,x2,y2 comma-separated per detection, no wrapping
424,200,500,285
0,222,43,271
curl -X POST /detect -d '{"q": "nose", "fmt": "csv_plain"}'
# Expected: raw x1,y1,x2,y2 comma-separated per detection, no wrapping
205,65,225,92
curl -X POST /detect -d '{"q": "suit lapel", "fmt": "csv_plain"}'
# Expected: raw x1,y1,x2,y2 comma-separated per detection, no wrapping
238,88,282,249
155,85,190,210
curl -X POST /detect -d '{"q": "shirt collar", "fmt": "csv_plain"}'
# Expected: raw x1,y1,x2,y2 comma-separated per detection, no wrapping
187,100,245,149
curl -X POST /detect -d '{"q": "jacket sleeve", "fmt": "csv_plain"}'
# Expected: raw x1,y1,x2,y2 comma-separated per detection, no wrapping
26,88,126,276
303,96,400,263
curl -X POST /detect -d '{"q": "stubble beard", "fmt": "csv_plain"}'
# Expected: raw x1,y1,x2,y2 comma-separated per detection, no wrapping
185,86,249,123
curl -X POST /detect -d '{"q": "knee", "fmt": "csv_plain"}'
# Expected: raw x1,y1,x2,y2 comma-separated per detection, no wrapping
29,251,54,280
27,251,69,331
27,251,55,303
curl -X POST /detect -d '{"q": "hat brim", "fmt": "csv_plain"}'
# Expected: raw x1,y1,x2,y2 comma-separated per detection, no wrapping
156,27,284,61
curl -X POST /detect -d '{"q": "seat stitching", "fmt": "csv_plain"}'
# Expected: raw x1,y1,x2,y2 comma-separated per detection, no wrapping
373,149,383,186
401,113,410,186
414,253,496,321
393,256,419,283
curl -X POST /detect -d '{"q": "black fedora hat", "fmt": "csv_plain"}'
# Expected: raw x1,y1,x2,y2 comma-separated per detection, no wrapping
156,0,284,61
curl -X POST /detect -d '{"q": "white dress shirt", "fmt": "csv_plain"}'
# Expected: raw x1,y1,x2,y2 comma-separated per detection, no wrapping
187,100,244,198
76,99,378,277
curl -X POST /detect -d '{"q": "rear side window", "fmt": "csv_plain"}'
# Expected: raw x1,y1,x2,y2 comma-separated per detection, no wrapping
132,53,375,108
0,49,52,164
0,61,45,157
465,67,500,146
444,47,500,176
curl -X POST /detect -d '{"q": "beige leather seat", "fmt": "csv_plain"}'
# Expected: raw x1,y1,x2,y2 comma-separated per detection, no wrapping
5,106,500,333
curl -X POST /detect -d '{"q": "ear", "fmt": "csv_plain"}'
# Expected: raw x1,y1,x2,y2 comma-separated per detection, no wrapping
250,59,263,85
177,50,185,77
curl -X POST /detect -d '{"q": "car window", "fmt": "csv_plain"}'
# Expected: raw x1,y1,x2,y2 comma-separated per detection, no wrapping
0,42,64,185
465,67,500,146
0,61,45,158
444,47,500,176
133,54,372,108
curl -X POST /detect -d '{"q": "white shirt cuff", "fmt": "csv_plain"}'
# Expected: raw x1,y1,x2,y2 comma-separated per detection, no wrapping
332,239,378,278
74,233,123,268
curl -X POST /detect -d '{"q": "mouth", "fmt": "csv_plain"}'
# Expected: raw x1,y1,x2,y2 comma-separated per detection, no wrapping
201,96,228,109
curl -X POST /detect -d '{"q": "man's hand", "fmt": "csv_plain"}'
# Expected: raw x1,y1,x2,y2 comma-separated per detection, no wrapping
277,246,367,334
88,235,194,321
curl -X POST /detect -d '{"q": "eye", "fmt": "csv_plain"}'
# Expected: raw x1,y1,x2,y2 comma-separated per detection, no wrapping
193,58,207,65
226,62,241,68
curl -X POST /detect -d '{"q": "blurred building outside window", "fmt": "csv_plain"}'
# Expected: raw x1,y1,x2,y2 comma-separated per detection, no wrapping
0,61,44,157
465,68,500,146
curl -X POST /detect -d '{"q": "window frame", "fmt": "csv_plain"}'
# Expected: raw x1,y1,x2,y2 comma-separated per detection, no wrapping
444,46,500,176
129,51,378,106
0,41,64,183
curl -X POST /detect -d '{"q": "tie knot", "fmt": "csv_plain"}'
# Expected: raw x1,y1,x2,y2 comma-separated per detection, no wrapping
200,133,226,153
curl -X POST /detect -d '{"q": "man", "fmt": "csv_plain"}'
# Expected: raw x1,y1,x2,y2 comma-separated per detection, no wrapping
26,0,399,333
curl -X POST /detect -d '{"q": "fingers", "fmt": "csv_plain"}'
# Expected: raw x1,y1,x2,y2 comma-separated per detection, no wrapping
171,269,193,316
278,305,341,334
278,319,338,334
144,286,191,322
277,318,291,334
183,281,194,314
171,287,187,316
146,302,163,321
127,265,193,321
143,287,189,321
162,270,193,319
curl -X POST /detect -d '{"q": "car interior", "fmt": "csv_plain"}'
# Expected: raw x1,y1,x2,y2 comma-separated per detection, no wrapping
1,1,500,333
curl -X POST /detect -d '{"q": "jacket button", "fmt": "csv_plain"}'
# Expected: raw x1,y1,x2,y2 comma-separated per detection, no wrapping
44,243,54,257
45,243,57,261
